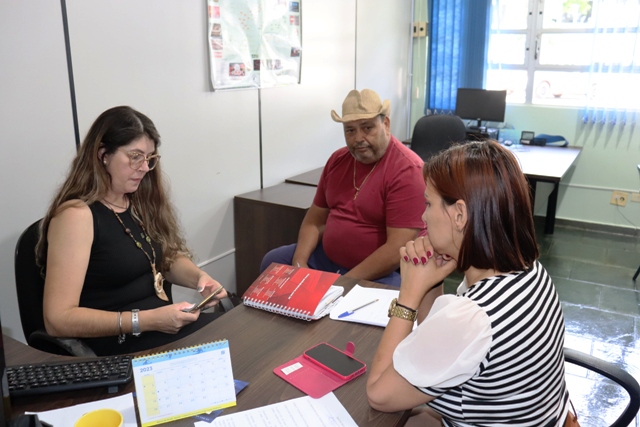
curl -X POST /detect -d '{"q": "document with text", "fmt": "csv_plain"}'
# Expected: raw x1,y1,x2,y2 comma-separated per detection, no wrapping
200,392,357,427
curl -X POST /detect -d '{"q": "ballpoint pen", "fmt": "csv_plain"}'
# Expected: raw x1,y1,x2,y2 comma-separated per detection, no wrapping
337,299,379,318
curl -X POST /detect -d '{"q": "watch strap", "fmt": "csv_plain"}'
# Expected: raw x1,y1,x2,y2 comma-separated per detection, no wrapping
388,298,418,322
395,300,417,313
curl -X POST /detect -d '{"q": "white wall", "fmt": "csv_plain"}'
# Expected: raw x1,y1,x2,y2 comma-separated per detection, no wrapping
0,0,413,342
0,2,77,342
356,0,413,140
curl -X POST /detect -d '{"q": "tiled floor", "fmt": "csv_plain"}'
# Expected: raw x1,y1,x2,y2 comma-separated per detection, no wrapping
443,218,640,426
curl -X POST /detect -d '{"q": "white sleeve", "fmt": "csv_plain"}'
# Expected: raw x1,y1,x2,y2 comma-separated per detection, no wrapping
393,295,492,389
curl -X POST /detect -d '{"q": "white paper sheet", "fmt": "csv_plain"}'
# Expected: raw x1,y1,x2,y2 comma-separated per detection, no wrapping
27,393,137,427
329,285,400,327
199,392,357,427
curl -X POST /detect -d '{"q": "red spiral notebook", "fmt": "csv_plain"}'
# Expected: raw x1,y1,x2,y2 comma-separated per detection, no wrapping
242,263,343,321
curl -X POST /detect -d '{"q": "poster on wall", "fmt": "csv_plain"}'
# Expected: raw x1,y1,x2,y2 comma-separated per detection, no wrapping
207,0,302,90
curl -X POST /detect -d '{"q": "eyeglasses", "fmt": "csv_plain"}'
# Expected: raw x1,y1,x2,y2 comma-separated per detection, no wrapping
117,148,161,171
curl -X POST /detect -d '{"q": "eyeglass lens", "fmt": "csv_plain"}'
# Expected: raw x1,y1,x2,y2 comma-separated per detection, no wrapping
130,153,159,170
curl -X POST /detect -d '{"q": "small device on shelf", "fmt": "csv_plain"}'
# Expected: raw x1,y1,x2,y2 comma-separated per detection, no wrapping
520,131,534,145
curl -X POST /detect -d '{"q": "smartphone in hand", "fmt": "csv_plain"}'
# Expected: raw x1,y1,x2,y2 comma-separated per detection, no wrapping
182,287,224,313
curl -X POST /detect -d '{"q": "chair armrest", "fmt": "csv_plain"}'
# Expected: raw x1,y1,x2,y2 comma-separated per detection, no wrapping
564,347,640,427
28,330,97,357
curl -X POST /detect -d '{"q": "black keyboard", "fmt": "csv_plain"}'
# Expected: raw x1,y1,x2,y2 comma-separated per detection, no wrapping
7,355,133,397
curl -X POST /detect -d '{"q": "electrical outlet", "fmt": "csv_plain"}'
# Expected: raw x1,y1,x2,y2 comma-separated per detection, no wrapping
610,190,629,207
631,192,640,203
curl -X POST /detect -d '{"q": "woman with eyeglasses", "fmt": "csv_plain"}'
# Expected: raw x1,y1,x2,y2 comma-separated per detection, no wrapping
366,140,569,426
36,106,228,356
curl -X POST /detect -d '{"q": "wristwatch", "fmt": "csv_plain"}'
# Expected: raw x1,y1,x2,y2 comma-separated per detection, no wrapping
388,298,418,322
131,309,141,337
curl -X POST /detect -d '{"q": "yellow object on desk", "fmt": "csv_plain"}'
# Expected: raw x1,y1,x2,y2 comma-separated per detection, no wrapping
74,408,123,427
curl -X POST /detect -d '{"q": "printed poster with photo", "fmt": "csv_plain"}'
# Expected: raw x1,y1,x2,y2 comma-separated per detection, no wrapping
207,0,302,90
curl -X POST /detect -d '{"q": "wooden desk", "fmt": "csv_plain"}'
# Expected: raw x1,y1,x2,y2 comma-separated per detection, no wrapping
7,278,407,426
283,146,582,234
234,183,317,295
285,167,324,187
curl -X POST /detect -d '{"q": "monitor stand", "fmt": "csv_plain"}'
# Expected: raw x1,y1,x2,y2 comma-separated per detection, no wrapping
465,120,489,141
466,119,486,133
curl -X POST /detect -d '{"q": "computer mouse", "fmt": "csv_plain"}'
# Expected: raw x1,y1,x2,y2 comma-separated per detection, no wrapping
504,140,513,146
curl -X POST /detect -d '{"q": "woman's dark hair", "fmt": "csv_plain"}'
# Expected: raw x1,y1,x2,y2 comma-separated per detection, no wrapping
423,140,538,272
36,106,189,270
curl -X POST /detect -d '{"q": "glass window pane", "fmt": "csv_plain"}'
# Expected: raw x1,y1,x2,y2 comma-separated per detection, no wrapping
592,32,640,66
543,0,594,29
540,32,640,66
591,0,640,29
488,34,527,65
539,33,594,65
532,71,594,105
588,73,640,109
486,69,528,103
491,0,529,30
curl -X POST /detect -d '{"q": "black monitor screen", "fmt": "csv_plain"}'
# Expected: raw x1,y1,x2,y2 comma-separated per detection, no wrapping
455,88,507,127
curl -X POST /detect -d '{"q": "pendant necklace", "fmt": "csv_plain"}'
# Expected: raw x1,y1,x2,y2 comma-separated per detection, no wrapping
353,158,379,200
107,202,169,301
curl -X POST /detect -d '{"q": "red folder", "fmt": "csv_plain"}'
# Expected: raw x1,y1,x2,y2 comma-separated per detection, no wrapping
273,342,365,398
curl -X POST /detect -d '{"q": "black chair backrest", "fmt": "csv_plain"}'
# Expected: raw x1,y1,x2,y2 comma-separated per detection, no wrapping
410,114,468,161
14,220,46,341
564,347,640,426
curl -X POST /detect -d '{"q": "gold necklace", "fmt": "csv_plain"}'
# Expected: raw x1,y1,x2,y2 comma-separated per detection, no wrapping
108,204,169,301
353,158,380,200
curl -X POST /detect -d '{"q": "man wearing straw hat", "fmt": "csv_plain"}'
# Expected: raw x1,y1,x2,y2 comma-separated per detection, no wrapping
260,89,425,286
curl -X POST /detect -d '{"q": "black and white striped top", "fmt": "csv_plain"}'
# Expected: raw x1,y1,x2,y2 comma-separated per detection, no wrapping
396,261,569,426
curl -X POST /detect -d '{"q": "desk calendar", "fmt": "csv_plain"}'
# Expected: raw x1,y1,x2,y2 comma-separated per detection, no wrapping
132,339,236,426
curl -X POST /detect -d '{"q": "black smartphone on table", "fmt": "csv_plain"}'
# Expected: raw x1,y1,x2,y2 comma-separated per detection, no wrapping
303,342,366,380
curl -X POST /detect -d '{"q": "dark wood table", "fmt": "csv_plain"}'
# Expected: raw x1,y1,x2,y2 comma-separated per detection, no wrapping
234,183,317,295
7,277,407,427
283,145,582,234
284,167,323,187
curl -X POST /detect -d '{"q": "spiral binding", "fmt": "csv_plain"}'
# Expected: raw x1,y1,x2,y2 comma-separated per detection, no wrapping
243,296,313,321
132,339,228,363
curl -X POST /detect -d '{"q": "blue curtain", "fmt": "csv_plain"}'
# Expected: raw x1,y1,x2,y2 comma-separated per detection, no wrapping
427,0,491,114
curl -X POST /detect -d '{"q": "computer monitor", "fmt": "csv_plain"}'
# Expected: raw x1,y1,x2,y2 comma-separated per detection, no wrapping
454,88,507,130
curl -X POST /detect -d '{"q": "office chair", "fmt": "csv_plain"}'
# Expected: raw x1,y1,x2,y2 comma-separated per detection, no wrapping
14,220,97,357
564,347,640,426
410,114,468,161
15,220,237,357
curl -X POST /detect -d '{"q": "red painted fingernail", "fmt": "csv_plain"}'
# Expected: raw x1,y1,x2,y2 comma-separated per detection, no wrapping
413,257,419,265
421,256,427,265
427,251,432,259
403,255,409,262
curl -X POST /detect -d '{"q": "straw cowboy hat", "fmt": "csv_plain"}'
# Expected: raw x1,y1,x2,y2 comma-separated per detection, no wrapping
331,89,391,123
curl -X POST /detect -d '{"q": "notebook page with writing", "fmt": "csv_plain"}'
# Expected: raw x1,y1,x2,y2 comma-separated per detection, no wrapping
329,285,400,327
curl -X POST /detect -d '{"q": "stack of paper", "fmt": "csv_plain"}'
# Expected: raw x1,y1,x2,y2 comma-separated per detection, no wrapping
201,392,357,427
